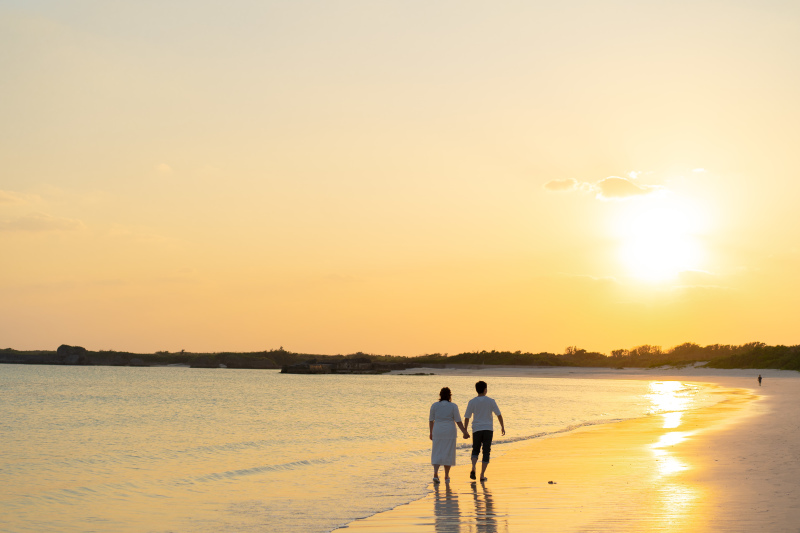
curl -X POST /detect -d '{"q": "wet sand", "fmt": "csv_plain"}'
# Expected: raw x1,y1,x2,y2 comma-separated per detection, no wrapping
337,368,800,532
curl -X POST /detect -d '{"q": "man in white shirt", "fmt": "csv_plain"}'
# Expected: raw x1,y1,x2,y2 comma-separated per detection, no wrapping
463,380,505,481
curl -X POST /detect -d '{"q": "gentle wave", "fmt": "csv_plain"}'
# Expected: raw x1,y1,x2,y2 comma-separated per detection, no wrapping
184,457,336,484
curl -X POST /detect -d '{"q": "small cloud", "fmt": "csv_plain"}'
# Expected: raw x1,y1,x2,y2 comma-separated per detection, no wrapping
595,176,660,200
543,172,664,200
0,190,40,204
543,178,578,192
0,213,84,232
676,270,716,285
692,168,706,173
0,190,23,204
156,163,173,176
672,270,729,291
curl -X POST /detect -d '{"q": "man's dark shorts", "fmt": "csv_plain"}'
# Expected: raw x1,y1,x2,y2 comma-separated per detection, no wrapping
471,430,494,463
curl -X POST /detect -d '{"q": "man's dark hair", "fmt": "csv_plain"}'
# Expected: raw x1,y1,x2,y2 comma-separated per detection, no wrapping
475,381,487,394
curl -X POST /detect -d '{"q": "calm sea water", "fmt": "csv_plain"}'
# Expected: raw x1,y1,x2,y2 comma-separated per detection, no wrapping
0,365,718,532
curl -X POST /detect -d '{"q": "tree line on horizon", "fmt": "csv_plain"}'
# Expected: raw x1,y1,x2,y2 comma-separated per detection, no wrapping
407,342,800,370
1,341,799,371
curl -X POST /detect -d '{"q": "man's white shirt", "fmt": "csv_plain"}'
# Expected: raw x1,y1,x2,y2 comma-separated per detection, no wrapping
464,396,501,432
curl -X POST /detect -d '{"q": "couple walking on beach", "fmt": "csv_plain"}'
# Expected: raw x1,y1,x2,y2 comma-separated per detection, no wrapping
429,381,505,484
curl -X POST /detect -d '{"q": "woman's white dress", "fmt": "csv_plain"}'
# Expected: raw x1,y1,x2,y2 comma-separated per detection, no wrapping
429,401,461,466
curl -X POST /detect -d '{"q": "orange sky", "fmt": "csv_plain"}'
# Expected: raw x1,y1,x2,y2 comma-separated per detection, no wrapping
2,1,799,355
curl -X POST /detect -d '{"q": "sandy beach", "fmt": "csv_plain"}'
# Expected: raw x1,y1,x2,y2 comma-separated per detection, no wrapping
338,367,800,532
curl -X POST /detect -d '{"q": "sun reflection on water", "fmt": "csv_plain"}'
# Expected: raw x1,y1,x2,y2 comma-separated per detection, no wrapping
662,411,683,429
646,380,699,529
652,431,691,476
647,381,692,416
654,431,688,449
646,381,701,430
652,448,688,476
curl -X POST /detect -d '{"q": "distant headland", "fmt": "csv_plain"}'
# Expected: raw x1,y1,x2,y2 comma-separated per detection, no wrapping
1,342,799,372
0,345,280,369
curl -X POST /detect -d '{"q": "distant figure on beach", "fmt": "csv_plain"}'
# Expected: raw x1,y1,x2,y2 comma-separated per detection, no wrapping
429,387,470,484
758,374,762,386
464,381,505,482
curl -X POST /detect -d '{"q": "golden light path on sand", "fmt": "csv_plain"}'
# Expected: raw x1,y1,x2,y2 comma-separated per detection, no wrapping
338,382,756,533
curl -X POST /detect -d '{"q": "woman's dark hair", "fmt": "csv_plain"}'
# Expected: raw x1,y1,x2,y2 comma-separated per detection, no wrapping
439,387,452,402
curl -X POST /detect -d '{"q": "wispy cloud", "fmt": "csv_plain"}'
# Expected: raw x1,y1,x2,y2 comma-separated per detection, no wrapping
595,176,660,200
156,163,173,176
671,269,728,289
543,178,578,192
0,213,84,232
0,190,23,204
666,270,732,294
0,190,40,204
544,173,662,200
677,269,716,283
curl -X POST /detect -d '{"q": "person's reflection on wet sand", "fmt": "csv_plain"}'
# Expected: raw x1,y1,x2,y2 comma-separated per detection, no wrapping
471,481,499,533
433,483,462,533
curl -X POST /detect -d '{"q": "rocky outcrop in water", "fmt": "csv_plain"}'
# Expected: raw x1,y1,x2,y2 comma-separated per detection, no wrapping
190,356,216,368
57,345,90,365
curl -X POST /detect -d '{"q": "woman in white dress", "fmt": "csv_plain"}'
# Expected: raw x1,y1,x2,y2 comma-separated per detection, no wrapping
429,387,470,483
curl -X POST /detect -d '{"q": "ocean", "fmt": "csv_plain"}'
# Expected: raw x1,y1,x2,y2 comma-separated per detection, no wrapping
0,365,719,532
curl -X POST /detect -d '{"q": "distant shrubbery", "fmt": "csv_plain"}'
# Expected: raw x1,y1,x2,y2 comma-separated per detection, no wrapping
704,344,800,371
405,342,799,370
605,342,766,368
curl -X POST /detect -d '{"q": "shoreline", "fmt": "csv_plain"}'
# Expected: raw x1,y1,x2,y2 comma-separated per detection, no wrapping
337,368,798,532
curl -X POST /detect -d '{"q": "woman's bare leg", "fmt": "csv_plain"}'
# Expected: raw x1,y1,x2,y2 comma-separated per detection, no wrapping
433,465,440,479
443,465,451,479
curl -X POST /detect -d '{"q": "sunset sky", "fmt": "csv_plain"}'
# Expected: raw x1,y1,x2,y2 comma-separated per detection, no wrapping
2,1,799,355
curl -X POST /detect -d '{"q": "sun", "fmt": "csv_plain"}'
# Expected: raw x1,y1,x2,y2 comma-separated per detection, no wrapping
615,195,706,282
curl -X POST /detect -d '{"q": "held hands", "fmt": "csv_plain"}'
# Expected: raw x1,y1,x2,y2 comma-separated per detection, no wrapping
462,431,470,439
